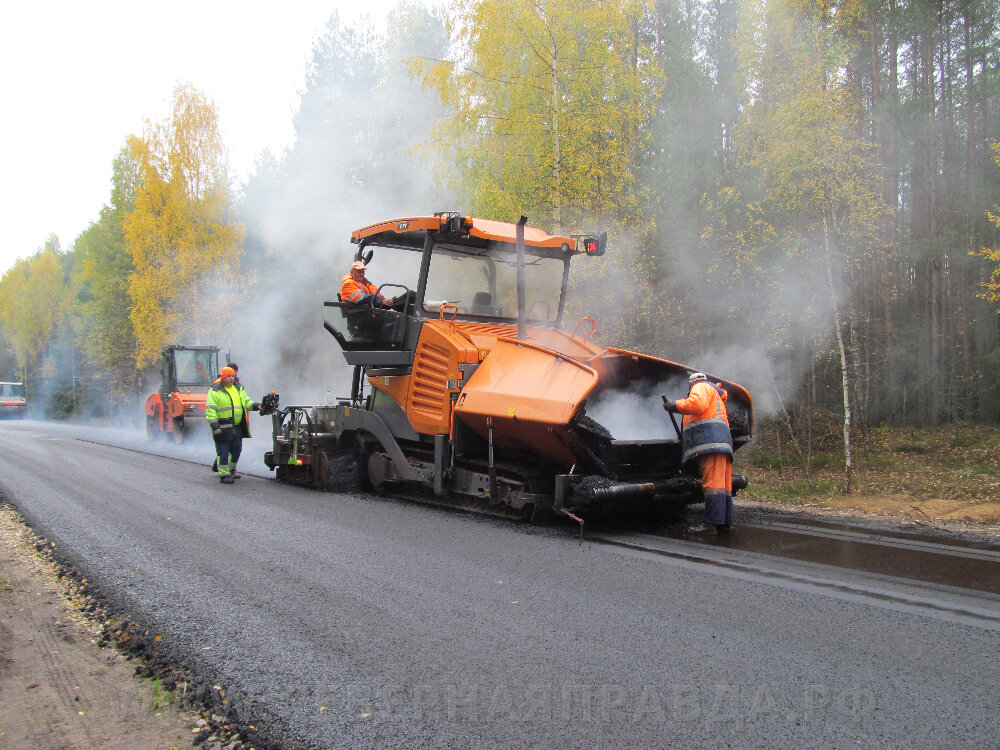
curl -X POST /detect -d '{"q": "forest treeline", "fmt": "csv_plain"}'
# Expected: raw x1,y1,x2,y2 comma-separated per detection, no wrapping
1,0,999,450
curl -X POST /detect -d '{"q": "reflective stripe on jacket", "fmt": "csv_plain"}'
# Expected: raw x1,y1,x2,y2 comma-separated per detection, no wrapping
674,381,733,463
206,383,254,438
340,274,380,305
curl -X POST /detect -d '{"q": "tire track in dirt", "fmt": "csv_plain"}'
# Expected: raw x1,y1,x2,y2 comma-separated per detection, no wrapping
3,561,102,749
0,619,11,671
0,503,195,750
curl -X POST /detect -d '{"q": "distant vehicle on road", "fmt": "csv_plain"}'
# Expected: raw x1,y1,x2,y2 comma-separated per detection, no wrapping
144,345,222,443
0,381,27,419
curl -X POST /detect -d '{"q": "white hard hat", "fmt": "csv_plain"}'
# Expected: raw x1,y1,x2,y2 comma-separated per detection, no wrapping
689,372,707,384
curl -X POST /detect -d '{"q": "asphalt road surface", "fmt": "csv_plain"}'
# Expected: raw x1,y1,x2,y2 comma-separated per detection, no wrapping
1,419,998,749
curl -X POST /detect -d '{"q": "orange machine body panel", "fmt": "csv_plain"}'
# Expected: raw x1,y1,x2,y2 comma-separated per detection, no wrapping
168,392,208,419
367,319,610,442
368,319,480,436
352,215,575,250
144,391,209,432
144,392,162,419
452,338,599,466
366,316,688,446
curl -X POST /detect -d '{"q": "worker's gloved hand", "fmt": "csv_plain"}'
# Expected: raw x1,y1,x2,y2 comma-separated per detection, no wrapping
251,401,261,412
260,393,279,415
661,396,678,413
213,427,222,437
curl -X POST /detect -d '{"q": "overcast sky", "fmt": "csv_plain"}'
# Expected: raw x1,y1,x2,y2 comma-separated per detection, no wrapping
0,0,409,276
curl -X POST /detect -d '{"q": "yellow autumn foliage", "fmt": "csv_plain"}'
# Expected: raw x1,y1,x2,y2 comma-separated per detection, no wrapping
413,0,658,233
976,140,1000,310
124,84,246,368
0,240,69,379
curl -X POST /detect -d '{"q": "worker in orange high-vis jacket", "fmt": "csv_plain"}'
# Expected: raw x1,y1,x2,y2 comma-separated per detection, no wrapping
663,372,734,534
340,260,394,308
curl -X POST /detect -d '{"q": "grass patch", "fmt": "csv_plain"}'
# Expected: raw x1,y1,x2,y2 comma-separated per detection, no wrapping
950,434,978,450
858,453,892,469
149,677,175,711
964,462,995,478
892,441,928,454
745,478,840,501
748,451,785,470
807,453,833,471
933,453,968,469
744,450,834,472
736,423,1000,507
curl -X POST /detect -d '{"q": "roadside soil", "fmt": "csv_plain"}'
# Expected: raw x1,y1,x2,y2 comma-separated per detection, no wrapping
0,504,242,750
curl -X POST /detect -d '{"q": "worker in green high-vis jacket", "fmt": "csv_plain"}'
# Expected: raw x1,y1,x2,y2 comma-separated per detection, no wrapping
206,366,260,484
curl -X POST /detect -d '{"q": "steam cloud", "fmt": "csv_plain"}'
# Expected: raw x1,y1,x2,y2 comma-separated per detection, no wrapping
221,8,452,407
586,376,689,440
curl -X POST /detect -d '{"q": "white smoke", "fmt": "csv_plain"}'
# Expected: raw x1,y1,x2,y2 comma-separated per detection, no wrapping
221,6,453,408
586,376,689,441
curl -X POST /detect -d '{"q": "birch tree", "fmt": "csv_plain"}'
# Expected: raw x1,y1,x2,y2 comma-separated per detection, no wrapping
0,238,70,383
75,147,141,400
728,0,885,491
124,84,245,368
414,0,659,232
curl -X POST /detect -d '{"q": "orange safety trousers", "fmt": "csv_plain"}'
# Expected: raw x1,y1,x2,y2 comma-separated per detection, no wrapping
698,452,734,526
698,453,732,494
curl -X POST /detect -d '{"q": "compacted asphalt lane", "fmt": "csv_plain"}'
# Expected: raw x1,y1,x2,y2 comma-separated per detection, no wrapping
1,419,998,749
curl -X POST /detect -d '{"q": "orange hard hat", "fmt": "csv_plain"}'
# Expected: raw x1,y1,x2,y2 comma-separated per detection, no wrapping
220,366,236,378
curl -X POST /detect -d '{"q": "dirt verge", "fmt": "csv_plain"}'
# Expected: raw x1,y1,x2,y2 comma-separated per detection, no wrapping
0,503,259,750
0,503,196,748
